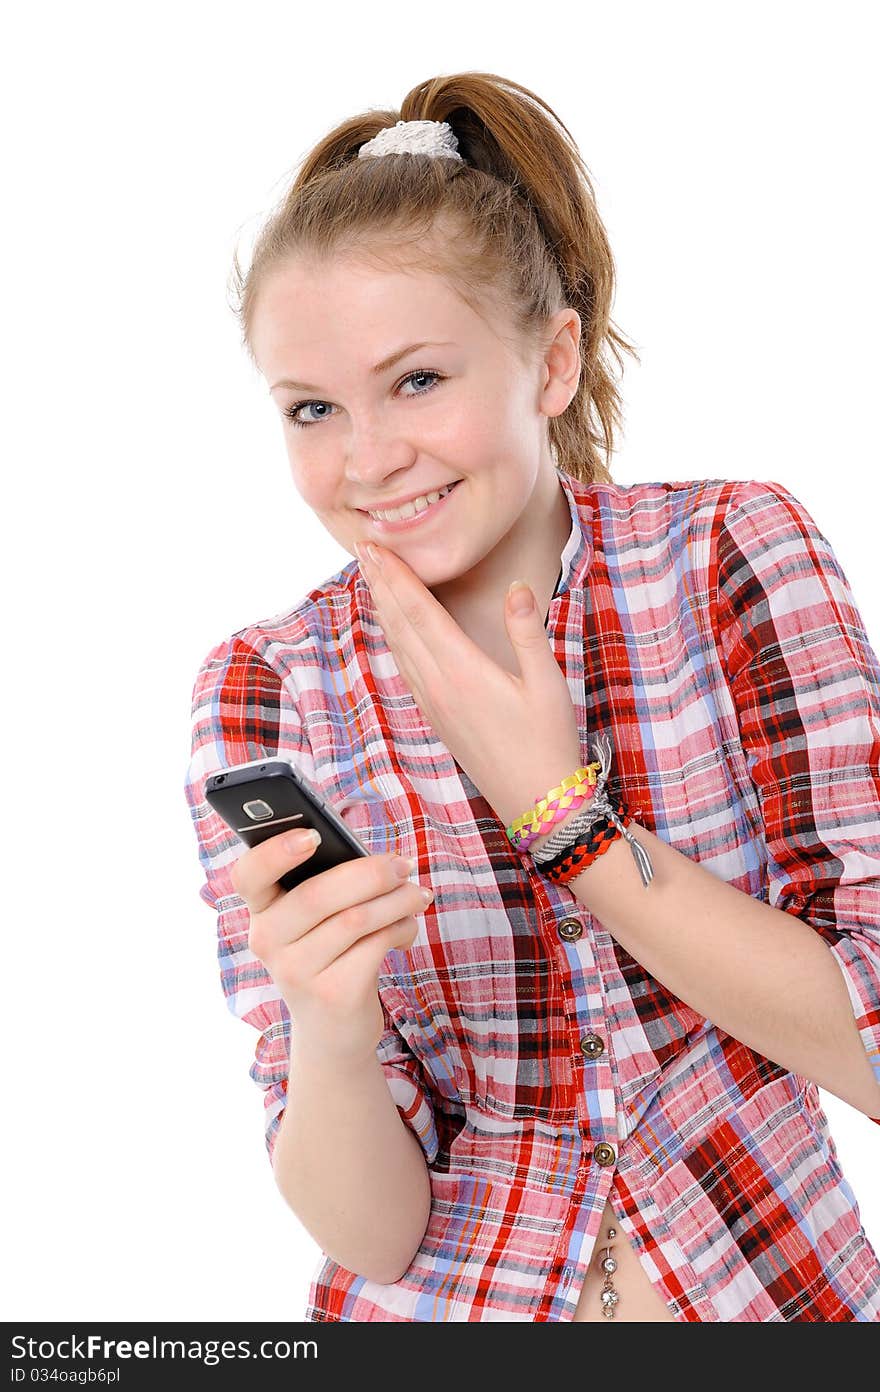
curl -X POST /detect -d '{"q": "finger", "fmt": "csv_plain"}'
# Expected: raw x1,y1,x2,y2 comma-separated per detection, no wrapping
293,877,432,979
360,542,485,682
360,542,431,642
231,827,321,913
262,846,422,945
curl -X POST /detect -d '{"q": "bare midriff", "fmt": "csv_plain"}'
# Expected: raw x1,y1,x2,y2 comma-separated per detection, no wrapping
570,1193,677,1321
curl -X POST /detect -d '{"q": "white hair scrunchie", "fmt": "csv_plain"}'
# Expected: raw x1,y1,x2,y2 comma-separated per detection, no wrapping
357,118,464,162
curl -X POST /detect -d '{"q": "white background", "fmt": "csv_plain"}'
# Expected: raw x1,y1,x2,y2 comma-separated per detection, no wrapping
3,0,878,1321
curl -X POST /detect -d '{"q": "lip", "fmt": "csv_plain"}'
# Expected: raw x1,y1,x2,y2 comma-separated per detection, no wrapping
359,479,462,533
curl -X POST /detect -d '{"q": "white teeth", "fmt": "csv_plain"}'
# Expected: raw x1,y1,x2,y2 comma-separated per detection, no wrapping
368,482,456,522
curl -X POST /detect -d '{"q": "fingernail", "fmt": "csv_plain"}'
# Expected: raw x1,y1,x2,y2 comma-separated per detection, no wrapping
365,543,382,568
507,580,533,614
284,828,321,852
393,855,417,878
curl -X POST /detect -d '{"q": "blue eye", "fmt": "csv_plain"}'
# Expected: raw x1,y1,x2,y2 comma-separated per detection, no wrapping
283,369,444,428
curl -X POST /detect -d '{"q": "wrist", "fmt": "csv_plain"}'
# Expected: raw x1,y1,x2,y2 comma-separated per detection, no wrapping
502,749,588,838
522,757,601,856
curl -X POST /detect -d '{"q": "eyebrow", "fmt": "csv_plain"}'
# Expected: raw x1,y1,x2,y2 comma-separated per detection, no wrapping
269,341,455,393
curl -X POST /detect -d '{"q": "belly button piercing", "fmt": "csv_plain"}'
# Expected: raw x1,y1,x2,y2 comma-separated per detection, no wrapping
600,1225,620,1318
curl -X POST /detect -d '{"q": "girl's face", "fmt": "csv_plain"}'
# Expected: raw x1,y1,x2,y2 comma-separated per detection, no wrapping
249,252,579,600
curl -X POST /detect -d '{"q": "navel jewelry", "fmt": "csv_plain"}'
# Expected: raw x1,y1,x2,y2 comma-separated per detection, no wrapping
600,1226,620,1319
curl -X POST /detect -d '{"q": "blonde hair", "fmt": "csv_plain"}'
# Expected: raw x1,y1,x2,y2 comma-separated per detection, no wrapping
231,71,640,485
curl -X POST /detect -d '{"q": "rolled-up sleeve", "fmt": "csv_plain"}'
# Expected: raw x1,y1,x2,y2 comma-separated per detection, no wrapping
183,629,441,1167
376,995,440,1166
713,480,880,1120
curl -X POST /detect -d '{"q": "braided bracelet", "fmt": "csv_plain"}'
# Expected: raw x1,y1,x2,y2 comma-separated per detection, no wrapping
534,793,630,885
507,761,603,851
505,731,654,889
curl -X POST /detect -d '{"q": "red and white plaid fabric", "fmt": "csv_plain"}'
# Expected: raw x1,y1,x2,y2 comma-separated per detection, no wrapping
184,467,880,1320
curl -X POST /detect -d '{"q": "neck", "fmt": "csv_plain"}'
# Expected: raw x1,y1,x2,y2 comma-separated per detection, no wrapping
429,469,571,672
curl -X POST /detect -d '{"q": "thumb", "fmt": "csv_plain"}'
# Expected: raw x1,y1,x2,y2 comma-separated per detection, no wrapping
504,579,553,669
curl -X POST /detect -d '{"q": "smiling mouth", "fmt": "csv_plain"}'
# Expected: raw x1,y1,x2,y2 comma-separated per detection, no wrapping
360,479,462,524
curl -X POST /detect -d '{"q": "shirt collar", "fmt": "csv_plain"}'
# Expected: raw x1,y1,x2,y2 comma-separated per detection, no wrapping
550,464,595,602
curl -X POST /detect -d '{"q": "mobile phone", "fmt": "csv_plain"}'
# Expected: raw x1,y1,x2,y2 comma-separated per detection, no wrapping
204,757,369,891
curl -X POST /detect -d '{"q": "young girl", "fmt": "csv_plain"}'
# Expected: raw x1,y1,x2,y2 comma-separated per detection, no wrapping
183,71,880,1322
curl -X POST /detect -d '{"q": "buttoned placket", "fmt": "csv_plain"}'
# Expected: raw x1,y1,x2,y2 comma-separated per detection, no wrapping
527,571,633,1319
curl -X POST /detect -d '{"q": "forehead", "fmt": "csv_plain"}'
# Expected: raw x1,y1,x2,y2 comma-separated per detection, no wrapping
250,254,499,381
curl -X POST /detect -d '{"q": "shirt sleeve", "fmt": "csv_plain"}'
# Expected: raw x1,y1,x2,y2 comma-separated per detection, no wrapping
182,630,441,1168
713,479,880,1122
376,994,441,1166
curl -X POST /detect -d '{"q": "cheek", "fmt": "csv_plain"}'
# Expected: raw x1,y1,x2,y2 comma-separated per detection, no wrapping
456,385,523,456
287,460,334,511
444,410,494,465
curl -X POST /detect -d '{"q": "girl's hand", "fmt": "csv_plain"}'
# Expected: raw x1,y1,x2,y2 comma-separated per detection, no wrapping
354,542,583,830
231,829,433,1061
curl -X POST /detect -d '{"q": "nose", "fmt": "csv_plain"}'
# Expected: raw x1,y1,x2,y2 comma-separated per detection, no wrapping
346,422,415,489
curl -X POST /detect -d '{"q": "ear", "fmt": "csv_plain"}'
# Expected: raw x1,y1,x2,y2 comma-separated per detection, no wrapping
539,308,582,419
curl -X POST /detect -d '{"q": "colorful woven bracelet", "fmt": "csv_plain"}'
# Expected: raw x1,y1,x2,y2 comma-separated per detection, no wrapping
506,761,602,852
535,797,630,886
504,731,655,889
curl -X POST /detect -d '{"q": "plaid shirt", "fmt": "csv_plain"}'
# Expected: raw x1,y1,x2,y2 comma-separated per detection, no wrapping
183,467,880,1321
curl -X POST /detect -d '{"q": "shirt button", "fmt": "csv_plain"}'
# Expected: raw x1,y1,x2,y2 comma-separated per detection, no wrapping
579,1032,604,1059
592,1142,617,1167
558,917,583,942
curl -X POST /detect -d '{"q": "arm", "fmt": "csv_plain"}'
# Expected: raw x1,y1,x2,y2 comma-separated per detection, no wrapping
183,632,440,1277
536,815,880,1117
532,481,880,1120
274,1040,431,1285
